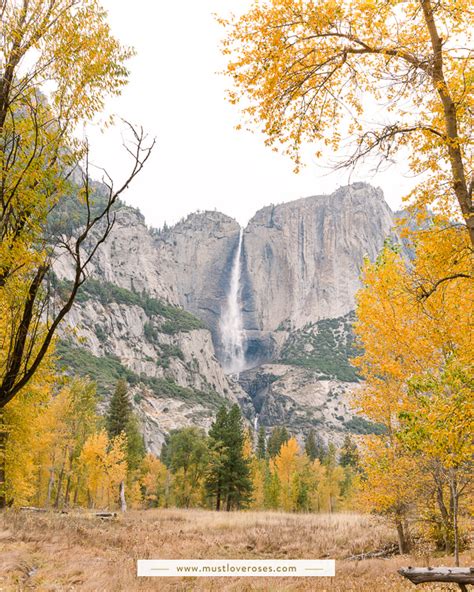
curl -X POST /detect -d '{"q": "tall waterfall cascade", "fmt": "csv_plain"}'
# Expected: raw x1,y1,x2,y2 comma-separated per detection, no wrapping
220,228,246,374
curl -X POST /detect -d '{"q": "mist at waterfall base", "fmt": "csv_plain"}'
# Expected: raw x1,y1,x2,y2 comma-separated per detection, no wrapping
219,229,248,375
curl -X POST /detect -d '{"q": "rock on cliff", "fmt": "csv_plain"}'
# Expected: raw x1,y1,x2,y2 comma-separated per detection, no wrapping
239,364,356,445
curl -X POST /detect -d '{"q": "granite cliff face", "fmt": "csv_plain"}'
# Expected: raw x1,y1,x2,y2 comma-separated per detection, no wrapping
55,183,400,450
153,211,241,358
241,183,395,332
152,183,397,367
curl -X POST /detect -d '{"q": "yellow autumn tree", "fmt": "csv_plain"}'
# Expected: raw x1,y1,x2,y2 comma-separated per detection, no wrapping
0,0,154,420
249,457,267,510
357,437,422,553
1,355,55,506
272,437,303,511
245,428,269,509
34,384,74,508
317,444,346,513
220,0,473,241
354,222,473,560
34,378,99,508
307,459,327,513
77,430,127,509
398,364,473,564
140,454,171,508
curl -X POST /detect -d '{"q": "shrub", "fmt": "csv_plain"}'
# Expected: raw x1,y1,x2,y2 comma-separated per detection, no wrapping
278,312,359,381
344,416,386,435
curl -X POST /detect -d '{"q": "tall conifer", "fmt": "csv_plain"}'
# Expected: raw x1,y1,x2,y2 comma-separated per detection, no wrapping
205,405,253,511
256,425,266,459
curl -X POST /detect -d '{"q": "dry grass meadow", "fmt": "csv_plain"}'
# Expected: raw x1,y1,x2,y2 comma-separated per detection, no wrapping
0,509,471,591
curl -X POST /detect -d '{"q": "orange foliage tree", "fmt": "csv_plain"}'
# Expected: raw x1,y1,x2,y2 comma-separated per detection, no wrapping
220,0,473,242
353,223,473,560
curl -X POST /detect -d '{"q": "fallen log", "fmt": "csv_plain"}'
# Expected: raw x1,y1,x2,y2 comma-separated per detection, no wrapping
19,507,116,518
95,512,117,519
399,566,474,590
19,506,48,512
346,544,399,561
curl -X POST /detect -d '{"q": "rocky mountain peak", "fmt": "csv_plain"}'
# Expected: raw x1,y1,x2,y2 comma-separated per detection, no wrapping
249,183,387,227
163,210,239,238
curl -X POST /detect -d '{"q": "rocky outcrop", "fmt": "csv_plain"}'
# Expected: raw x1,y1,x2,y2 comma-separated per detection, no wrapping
79,207,180,303
239,364,363,446
57,287,251,454
241,183,396,331
53,208,252,454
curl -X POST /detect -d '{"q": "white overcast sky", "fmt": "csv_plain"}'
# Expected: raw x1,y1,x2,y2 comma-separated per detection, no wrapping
86,0,418,229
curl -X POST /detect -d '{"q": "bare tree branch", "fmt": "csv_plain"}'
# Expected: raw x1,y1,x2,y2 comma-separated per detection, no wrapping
0,123,155,407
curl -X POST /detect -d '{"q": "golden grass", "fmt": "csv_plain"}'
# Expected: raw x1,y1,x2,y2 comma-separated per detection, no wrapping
0,509,471,591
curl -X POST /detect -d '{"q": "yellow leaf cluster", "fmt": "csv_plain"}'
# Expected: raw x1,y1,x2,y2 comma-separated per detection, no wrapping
220,0,473,230
353,223,473,543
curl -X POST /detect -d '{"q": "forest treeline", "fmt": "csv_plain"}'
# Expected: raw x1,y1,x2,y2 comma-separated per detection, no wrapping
5,378,359,515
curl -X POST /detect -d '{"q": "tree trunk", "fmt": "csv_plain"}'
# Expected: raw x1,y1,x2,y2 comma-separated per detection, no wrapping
396,518,410,554
435,476,452,553
0,428,7,508
165,472,170,508
450,476,460,567
119,480,127,512
54,453,67,509
46,468,55,506
54,467,64,508
420,0,474,246
399,567,474,586
36,455,42,507
73,480,80,506
64,477,70,507
216,483,221,511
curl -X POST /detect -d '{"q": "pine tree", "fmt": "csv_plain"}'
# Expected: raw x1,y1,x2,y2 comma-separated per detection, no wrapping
267,426,290,457
294,468,310,512
304,429,317,461
125,415,146,473
324,443,337,470
106,380,132,438
105,380,145,511
205,405,253,511
315,434,328,464
225,405,253,510
256,425,266,459
339,435,360,469
106,380,145,467
304,430,327,463
205,406,228,511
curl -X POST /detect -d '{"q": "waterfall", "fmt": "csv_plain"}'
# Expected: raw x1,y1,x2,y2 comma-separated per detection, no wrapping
220,228,246,374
